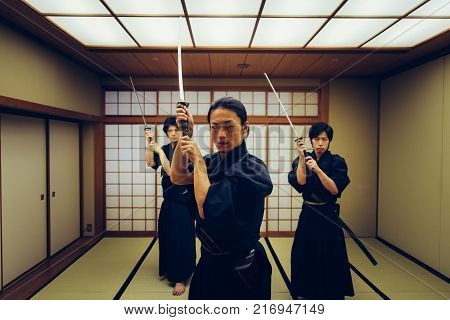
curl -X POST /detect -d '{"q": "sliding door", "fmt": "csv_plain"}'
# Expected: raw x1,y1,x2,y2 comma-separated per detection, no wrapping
1,114,47,285
49,120,80,255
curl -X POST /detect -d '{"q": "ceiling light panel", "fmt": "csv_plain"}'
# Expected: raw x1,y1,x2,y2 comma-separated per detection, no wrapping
336,0,426,17
120,17,193,46
363,18,450,47
409,0,450,17
47,16,137,47
185,0,262,15
22,0,109,14
189,18,256,47
252,18,326,47
262,0,344,16
104,0,184,15
307,18,395,47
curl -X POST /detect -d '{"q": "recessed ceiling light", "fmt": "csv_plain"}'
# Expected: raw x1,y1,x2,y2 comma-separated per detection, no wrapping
104,0,184,15
185,0,261,15
363,18,450,47
47,16,137,47
252,18,326,47
190,18,256,47
336,0,425,17
263,0,344,16
23,0,109,14
119,17,193,47
307,18,395,47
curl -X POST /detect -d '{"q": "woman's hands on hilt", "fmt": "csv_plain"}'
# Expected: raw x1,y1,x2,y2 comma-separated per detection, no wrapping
176,103,194,137
179,136,202,164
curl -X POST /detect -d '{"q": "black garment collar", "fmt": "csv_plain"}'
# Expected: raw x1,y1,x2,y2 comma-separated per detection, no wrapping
311,149,332,163
220,139,249,166
209,140,249,179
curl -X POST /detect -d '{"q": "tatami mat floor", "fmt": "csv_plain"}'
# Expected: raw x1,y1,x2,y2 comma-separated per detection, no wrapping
31,237,449,300
31,238,150,300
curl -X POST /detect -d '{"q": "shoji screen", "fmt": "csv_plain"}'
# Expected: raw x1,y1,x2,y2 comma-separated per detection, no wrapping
267,125,312,234
105,123,157,232
104,89,321,236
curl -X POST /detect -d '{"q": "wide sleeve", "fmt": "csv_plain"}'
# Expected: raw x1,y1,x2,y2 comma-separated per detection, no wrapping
288,156,305,194
329,154,350,196
187,153,213,173
203,177,237,223
202,176,262,239
151,150,161,170
202,157,272,238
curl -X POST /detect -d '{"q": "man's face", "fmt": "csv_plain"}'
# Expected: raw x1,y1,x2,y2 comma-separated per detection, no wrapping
166,125,180,143
210,108,247,154
311,131,329,155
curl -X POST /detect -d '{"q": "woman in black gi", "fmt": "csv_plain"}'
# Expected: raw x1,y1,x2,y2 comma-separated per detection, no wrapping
171,97,273,300
288,122,354,300
145,116,196,296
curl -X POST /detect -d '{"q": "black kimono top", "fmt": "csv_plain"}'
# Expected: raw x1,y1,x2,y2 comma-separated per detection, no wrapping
152,143,193,201
288,150,350,203
193,140,273,254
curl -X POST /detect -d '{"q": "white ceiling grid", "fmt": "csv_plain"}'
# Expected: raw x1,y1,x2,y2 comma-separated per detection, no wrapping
22,0,450,49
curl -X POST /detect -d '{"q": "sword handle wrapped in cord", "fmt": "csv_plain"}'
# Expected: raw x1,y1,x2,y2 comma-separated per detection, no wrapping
177,101,190,137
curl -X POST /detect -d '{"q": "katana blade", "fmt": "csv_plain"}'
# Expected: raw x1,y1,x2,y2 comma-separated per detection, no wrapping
177,16,189,137
178,17,185,102
264,73,299,138
178,44,185,102
129,76,148,128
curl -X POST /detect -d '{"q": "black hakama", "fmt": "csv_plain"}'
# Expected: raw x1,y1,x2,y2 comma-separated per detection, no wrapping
188,141,273,300
288,151,354,300
153,144,196,283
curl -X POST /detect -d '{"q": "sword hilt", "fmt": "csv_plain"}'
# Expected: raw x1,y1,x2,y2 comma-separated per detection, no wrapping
177,101,190,137
144,126,153,142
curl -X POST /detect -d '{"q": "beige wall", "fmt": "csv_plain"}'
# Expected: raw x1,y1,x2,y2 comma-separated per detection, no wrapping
440,55,450,276
0,22,101,116
329,79,379,237
0,21,99,239
379,55,449,276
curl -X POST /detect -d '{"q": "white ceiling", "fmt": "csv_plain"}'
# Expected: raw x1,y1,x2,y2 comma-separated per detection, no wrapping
23,0,450,48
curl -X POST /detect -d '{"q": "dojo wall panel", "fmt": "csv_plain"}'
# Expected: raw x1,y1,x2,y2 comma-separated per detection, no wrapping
0,114,47,285
440,55,450,276
0,116,2,291
49,120,80,255
329,79,379,237
81,122,96,236
0,21,101,116
379,57,446,273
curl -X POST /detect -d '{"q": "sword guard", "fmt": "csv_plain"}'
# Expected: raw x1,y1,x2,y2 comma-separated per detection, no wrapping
177,101,190,137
